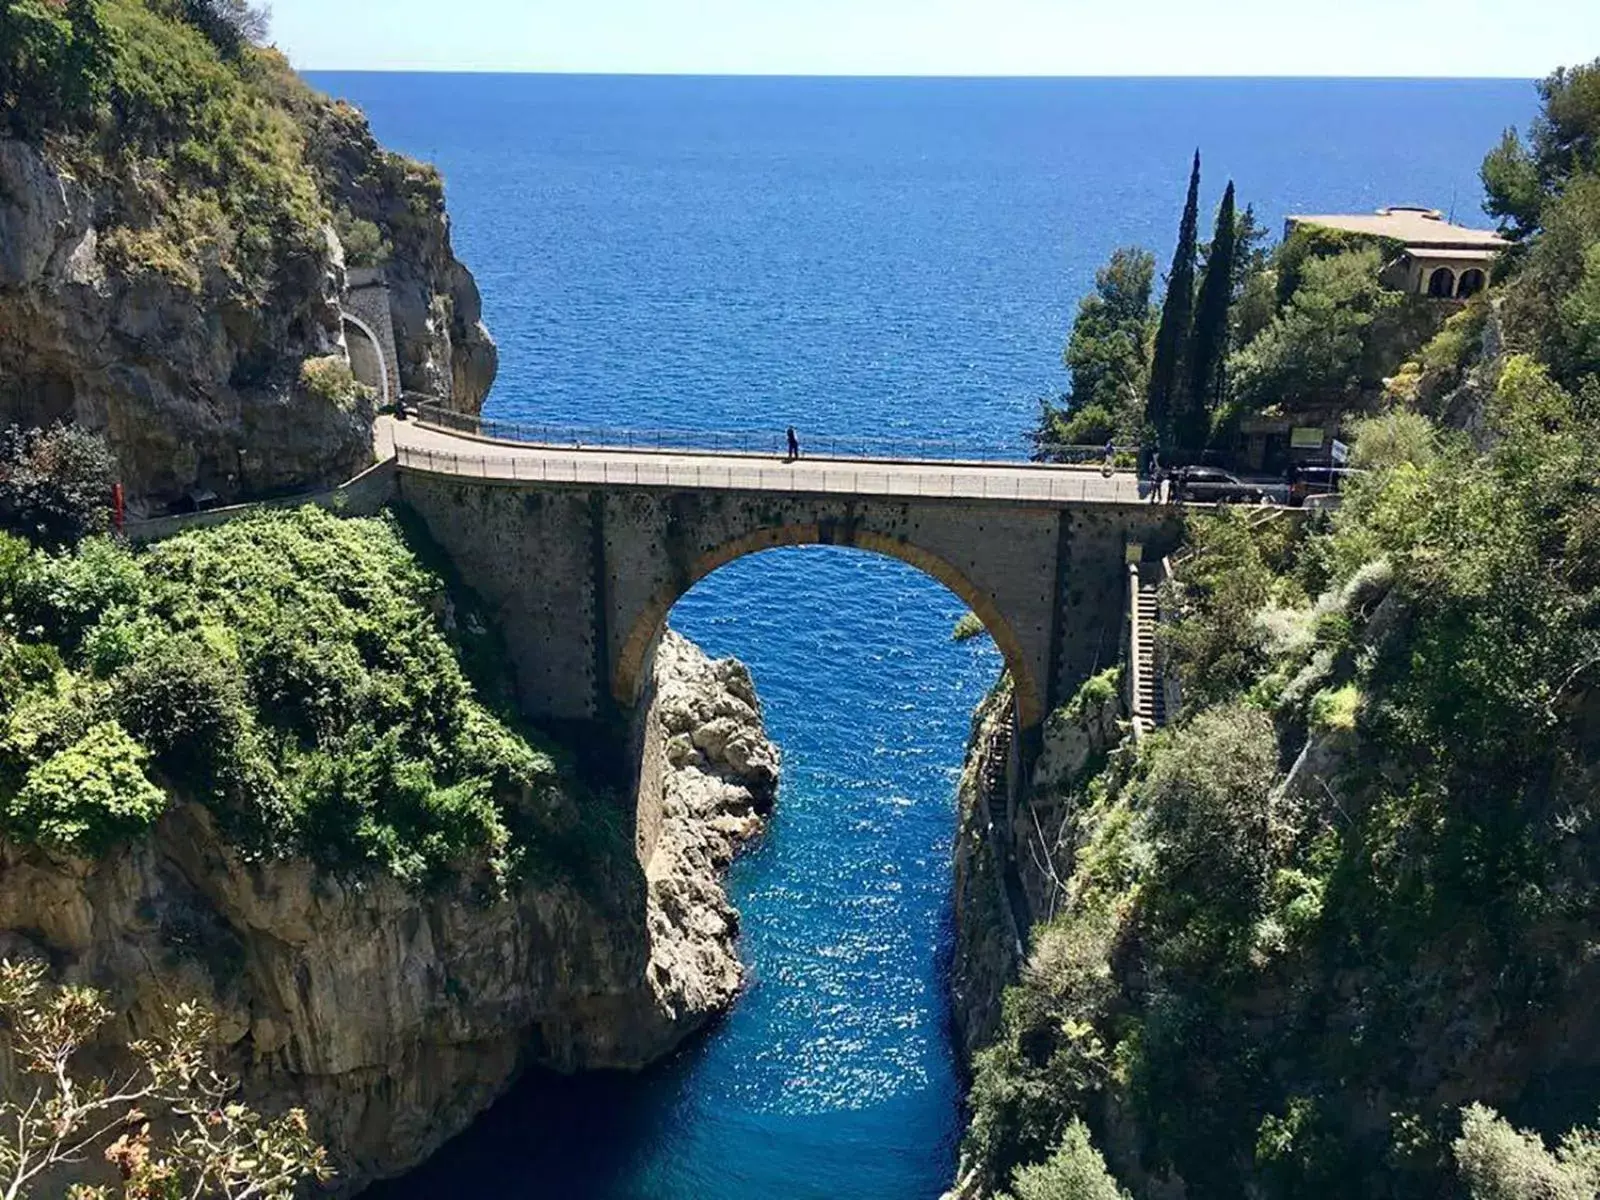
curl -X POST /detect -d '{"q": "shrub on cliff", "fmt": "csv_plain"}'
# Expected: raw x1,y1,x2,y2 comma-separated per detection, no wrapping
0,0,112,138
0,507,593,888
1003,1121,1129,1200
0,957,331,1199
0,424,117,550
299,354,375,411
5,720,166,855
1453,1105,1600,1200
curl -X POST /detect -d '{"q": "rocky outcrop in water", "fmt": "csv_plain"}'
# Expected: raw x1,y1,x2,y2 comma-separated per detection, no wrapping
635,630,780,1026
0,630,776,1193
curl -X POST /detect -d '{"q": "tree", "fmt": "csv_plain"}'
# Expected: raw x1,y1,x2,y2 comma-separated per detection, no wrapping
1482,129,1545,240
0,959,331,1199
1146,152,1202,450
1227,247,1395,416
1453,1104,1600,1200
1483,58,1600,238
0,425,116,550
1035,248,1156,456
179,0,272,56
1003,1121,1129,1200
1182,181,1237,451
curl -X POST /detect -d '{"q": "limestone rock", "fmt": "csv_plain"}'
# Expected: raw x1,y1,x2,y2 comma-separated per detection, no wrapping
0,96,498,511
635,630,779,1031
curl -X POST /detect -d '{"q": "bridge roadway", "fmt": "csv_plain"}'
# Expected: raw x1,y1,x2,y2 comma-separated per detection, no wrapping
387,417,1151,506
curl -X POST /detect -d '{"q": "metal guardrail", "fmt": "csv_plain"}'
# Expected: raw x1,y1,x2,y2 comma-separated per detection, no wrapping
410,402,1125,467
394,444,1150,504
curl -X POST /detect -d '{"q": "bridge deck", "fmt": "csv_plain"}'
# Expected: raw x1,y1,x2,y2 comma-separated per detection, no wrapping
389,418,1152,506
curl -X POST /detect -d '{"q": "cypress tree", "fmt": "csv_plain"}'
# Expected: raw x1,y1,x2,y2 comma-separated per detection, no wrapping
1182,180,1237,452
1146,151,1202,450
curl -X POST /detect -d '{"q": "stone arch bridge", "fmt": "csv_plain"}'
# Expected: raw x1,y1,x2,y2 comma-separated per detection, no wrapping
390,419,1183,748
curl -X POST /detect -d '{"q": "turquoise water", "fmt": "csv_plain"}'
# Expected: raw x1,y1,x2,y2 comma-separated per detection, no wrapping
330,75,1534,1198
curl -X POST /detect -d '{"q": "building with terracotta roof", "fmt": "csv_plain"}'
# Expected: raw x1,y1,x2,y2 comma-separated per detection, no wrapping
1285,206,1509,300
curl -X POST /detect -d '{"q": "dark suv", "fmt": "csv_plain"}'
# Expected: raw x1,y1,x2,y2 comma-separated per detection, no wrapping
1172,466,1267,504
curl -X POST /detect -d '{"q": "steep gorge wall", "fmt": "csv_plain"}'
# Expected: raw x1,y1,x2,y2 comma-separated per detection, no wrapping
0,631,777,1193
948,676,1126,1063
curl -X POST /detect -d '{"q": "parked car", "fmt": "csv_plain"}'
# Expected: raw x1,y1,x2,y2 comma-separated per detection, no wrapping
1172,466,1267,504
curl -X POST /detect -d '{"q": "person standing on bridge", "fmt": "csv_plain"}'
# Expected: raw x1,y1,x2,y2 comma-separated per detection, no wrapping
786,426,801,461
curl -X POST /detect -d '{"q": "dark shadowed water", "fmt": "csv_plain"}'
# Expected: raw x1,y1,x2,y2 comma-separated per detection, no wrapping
318,74,1533,1199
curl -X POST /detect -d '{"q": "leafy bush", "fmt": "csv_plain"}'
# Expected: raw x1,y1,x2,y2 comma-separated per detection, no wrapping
0,425,117,549
1228,248,1400,416
1003,1121,1129,1200
0,0,112,139
1453,1104,1600,1200
299,355,374,411
1161,507,1308,705
14,537,145,650
111,633,250,786
335,209,392,267
1345,410,1438,471
5,721,166,855
1138,704,1281,968
0,506,580,889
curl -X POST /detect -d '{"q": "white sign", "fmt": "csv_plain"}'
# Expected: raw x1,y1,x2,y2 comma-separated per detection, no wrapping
1331,439,1350,465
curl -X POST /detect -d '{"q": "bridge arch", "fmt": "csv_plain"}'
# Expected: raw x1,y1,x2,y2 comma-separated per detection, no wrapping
613,523,1044,727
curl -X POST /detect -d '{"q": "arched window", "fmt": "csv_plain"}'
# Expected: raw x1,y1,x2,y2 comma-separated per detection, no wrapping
1456,268,1486,299
1427,267,1456,298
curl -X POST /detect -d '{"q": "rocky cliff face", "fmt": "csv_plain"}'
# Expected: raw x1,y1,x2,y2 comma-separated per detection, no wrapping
0,95,494,511
0,630,775,1192
947,675,1125,1060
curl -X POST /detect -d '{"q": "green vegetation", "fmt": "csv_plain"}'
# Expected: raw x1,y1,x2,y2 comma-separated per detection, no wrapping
0,507,608,888
299,354,375,410
1035,142,1459,463
0,0,430,303
1003,1122,1129,1200
0,424,117,550
1453,1105,1600,1200
1185,180,1236,444
1034,249,1156,451
975,59,1600,1200
1146,153,1203,449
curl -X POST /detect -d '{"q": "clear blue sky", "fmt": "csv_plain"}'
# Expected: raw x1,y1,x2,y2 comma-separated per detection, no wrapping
270,0,1596,77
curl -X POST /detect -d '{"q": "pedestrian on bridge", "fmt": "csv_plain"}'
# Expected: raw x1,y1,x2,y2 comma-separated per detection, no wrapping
786,426,801,461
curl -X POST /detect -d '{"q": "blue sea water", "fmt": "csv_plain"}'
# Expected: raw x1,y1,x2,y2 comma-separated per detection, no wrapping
321,75,1535,1198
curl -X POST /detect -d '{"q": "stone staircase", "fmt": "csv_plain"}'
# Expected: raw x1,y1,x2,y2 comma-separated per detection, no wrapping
1130,563,1168,737
981,723,1012,833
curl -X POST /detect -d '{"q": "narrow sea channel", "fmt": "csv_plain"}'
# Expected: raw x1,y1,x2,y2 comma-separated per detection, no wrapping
331,72,1530,1197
